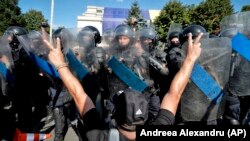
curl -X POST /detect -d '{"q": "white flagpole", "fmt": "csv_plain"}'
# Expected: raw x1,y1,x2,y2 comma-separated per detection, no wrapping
50,0,54,43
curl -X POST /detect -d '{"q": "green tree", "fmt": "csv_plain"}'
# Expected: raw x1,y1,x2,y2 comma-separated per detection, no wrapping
185,4,196,27
153,0,188,42
125,0,147,31
192,0,233,35
24,9,48,31
241,5,250,12
0,0,26,35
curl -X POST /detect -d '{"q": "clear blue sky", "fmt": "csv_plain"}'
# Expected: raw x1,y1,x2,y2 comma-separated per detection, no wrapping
19,0,249,28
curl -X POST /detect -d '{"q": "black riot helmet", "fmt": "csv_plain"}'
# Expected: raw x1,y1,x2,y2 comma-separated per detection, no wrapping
139,27,157,46
53,27,65,39
168,31,181,48
168,31,180,41
180,24,207,44
4,26,28,49
27,30,50,57
114,24,134,47
4,26,28,37
114,24,134,39
77,26,101,47
53,27,74,51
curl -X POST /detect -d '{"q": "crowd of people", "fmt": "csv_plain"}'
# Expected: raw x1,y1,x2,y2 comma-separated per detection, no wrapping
0,11,249,141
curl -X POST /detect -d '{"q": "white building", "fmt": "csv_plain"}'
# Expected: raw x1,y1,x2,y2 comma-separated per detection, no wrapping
77,6,104,35
77,6,160,35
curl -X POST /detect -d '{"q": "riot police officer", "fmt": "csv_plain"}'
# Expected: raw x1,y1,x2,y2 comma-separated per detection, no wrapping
165,30,185,100
166,31,183,67
46,28,82,141
0,30,16,141
138,27,171,123
166,31,181,52
105,25,162,126
138,27,169,100
4,26,50,132
104,24,141,127
220,15,250,125
75,26,104,74
106,24,137,97
74,26,106,110
175,24,230,125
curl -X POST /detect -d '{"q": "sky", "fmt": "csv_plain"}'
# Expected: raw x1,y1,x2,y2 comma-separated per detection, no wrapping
18,0,250,28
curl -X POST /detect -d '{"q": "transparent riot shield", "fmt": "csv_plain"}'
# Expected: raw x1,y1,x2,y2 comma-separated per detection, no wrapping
99,28,115,50
17,30,50,56
134,30,152,87
220,13,241,32
220,11,250,36
51,28,89,80
0,35,15,82
17,30,60,78
219,27,238,38
106,27,149,95
180,37,232,121
61,27,102,76
238,11,250,37
0,35,14,70
58,28,103,119
220,11,250,97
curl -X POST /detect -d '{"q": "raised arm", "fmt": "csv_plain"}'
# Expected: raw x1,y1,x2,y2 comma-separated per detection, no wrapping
43,38,95,117
160,33,203,115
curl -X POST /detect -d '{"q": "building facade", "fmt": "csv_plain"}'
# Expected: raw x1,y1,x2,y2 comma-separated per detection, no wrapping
77,6,160,35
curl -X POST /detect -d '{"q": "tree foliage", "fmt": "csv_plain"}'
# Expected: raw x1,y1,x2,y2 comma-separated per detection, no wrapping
153,0,188,42
125,0,147,31
154,0,235,40
241,5,250,12
0,0,26,35
24,9,47,31
191,0,233,34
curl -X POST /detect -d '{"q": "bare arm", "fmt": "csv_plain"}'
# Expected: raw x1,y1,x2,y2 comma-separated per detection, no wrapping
43,38,95,117
160,33,203,115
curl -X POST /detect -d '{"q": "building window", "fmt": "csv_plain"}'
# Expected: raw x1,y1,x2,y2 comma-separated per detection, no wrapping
97,10,103,13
